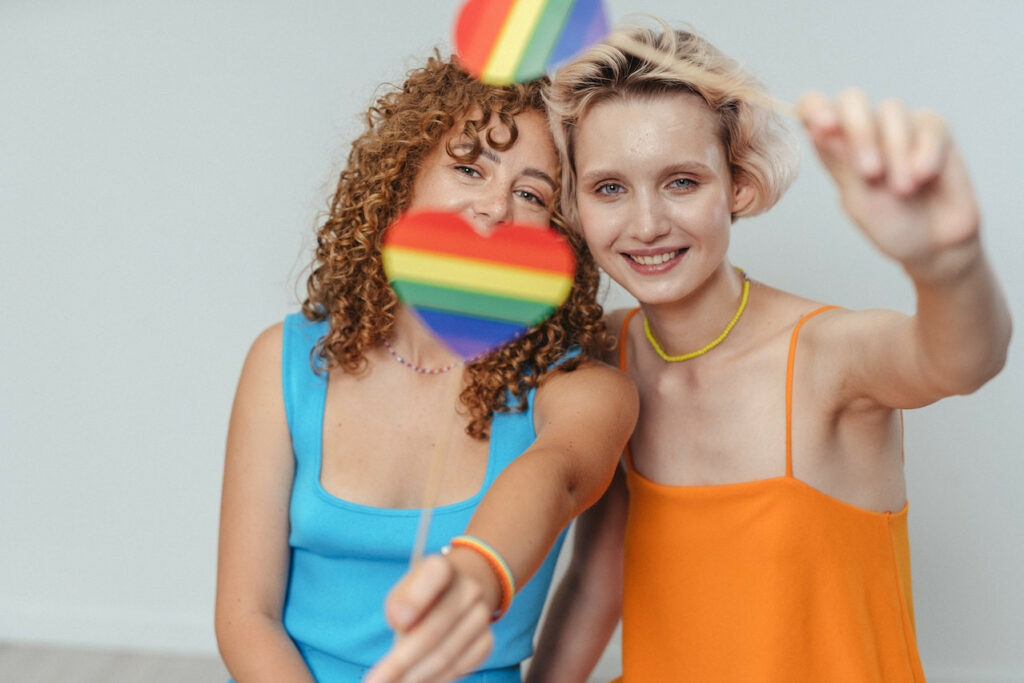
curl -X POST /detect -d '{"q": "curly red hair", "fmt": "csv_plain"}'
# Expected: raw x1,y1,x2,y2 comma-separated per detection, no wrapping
302,53,606,439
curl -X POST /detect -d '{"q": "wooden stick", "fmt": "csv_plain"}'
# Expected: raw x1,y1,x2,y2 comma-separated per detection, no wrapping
409,372,464,564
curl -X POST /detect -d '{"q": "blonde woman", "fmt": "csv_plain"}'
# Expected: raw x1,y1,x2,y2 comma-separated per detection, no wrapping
531,23,1010,682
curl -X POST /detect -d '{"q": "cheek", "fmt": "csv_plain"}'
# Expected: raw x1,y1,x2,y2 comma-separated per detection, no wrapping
577,203,614,248
518,209,554,229
577,215,624,272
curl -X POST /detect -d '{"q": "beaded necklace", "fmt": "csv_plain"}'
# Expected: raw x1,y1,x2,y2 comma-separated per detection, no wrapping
382,338,459,375
642,268,750,362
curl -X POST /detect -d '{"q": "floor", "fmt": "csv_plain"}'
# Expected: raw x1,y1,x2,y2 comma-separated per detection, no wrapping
0,642,618,682
0,643,229,683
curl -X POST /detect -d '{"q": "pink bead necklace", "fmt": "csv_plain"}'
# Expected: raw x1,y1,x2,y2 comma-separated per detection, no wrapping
382,338,459,375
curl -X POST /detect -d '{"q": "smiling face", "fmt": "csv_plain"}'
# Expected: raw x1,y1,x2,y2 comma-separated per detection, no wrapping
407,109,559,233
573,92,752,305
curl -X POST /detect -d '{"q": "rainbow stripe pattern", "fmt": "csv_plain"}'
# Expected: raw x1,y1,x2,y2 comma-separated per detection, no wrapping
382,210,576,360
454,0,609,85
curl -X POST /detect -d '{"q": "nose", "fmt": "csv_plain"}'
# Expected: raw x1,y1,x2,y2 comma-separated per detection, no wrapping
469,186,512,235
628,191,671,243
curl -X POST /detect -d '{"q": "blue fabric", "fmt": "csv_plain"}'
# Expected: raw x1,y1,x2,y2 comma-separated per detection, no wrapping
275,313,569,682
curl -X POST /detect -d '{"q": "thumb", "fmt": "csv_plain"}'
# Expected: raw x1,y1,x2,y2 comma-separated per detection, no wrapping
384,554,454,632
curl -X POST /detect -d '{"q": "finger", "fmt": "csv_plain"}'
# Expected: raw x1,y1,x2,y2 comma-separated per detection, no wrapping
876,98,914,195
797,90,840,135
797,91,847,178
385,555,454,632
400,601,493,683
371,572,483,683
909,109,951,185
447,629,495,680
836,87,884,180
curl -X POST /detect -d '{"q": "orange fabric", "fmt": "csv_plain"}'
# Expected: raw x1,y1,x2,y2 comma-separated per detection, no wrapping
616,306,925,682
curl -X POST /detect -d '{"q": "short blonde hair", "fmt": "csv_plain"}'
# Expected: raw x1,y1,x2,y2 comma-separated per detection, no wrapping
547,20,798,226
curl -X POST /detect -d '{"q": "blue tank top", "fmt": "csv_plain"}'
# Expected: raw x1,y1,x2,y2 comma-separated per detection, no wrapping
277,312,569,682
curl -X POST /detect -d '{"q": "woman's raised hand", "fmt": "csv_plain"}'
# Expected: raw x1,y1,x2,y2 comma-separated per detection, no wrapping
798,90,981,281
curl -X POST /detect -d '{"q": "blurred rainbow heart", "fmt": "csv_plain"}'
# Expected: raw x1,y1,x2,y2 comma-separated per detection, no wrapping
453,0,609,85
382,210,576,360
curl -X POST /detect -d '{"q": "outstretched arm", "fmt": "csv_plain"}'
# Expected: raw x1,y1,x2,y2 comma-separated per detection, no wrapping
798,91,1011,409
526,463,629,683
366,363,638,683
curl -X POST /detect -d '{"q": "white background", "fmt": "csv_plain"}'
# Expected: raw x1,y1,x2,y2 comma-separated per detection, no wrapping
1,1,1021,680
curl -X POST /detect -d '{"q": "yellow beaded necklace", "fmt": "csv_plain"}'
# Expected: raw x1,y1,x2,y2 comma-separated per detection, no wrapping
642,268,750,362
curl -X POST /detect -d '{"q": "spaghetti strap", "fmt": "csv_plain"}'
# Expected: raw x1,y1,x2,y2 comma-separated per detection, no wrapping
618,308,641,468
785,305,840,477
619,307,641,371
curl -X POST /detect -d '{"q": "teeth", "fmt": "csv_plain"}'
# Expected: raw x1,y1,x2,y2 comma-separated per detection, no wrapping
629,250,678,265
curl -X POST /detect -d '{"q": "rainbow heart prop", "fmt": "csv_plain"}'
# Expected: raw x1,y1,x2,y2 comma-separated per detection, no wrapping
454,0,609,85
382,210,576,360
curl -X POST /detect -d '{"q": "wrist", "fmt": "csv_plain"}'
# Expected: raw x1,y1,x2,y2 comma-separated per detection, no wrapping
444,547,502,612
902,235,984,287
442,535,515,620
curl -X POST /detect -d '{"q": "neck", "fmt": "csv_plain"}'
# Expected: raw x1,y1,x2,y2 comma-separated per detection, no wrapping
641,261,747,357
387,306,460,368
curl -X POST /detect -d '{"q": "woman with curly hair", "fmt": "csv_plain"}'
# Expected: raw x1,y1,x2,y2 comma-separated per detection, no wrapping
214,53,637,683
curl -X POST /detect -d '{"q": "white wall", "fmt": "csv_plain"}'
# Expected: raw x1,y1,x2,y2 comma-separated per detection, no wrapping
1,1,1021,680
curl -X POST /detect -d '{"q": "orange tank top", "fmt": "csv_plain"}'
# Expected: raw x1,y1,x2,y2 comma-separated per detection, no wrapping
616,306,926,682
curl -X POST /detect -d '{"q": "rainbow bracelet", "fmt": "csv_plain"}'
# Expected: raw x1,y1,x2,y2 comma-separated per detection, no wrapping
443,535,516,621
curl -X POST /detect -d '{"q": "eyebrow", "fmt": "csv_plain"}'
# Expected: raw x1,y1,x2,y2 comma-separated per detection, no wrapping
578,161,715,185
454,144,557,192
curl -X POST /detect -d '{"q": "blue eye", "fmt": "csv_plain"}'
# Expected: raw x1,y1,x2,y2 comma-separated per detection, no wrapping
670,177,697,189
596,183,624,196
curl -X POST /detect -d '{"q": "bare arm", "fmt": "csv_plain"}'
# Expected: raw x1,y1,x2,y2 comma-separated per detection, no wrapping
365,362,639,683
798,91,1011,409
215,324,315,683
526,463,629,683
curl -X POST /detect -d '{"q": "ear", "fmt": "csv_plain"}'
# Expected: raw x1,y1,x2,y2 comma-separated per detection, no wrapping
730,173,757,217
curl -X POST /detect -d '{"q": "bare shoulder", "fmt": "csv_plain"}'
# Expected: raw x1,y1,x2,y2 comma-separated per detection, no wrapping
531,360,638,478
760,288,913,408
535,359,638,423
792,302,910,359
245,322,285,370
231,322,288,426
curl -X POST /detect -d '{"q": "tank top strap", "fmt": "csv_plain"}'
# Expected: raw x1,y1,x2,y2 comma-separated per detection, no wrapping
282,313,329,460
618,307,642,371
785,305,840,477
618,308,642,468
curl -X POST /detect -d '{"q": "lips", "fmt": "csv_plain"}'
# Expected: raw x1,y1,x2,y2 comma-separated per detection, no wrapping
622,247,688,273
627,250,680,265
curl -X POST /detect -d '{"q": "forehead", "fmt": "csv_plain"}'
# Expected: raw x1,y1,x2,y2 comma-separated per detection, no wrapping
574,92,725,168
445,108,557,166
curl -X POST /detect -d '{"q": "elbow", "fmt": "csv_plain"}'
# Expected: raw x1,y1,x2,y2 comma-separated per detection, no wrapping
925,318,1012,397
214,603,235,661
214,600,259,664
963,319,1012,393
934,345,1009,396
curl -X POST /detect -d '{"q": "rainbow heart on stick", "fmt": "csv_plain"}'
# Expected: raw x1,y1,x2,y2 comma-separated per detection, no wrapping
454,0,609,85
382,210,576,360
